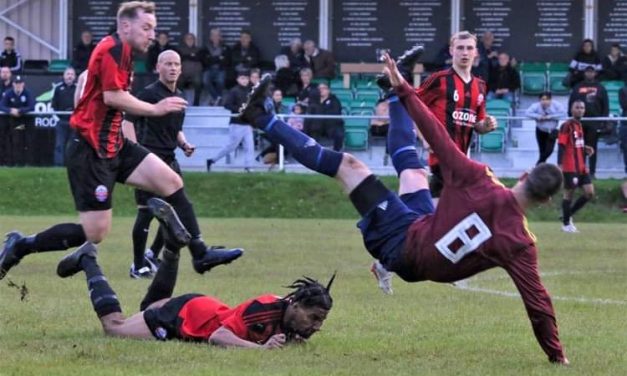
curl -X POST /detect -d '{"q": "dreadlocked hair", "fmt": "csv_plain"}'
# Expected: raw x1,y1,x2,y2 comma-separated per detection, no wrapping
283,273,336,311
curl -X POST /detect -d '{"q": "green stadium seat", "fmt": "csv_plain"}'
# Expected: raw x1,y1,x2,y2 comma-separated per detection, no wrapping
353,79,377,90
520,62,548,95
329,79,344,89
335,91,354,105
480,130,505,152
354,91,381,102
48,59,70,73
344,128,369,150
344,118,370,129
548,72,570,95
486,99,511,112
282,97,296,106
520,62,547,73
133,59,148,74
312,78,329,85
548,62,570,72
601,80,624,91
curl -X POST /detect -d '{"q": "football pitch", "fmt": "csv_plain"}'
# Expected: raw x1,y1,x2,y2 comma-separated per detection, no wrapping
0,215,625,376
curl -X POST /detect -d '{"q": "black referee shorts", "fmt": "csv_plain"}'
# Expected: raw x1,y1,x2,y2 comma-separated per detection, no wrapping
66,136,150,212
134,155,182,206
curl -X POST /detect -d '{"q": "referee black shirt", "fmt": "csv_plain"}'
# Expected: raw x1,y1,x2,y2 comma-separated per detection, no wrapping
126,80,185,158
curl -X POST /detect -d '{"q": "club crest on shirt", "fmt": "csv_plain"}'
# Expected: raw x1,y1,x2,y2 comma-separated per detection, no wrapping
95,185,108,202
477,93,484,105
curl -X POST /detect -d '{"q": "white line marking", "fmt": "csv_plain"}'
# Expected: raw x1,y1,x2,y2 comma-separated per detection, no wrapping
454,270,627,306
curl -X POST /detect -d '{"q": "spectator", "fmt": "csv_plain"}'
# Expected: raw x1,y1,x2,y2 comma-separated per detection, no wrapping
370,99,390,138
0,36,22,73
271,88,288,114
487,52,520,102
206,69,254,172
600,43,627,81
146,32,177,73
178,32,203,106
287,103,305,131
250,68,261,86
296,68,320,107
303,40,336,79
0,75,35,165
306,82,344,151
0,66,11,97
51,67,77,166
273,54,298,97
72,31,96,73
568,66,609,178
525,92,567,165
478,31,499,79
618,85,627,174
199,27,230,105
231,29,260,72
435,42,453,69
566,39,602,87
280,38,307,74
257,88,289,164
471,54,489,82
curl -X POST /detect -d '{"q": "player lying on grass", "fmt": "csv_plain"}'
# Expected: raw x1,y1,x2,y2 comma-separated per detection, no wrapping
237,62,568,363
56,198,333,347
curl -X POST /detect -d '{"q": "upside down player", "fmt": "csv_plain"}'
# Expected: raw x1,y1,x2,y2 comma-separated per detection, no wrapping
0,2,242,281
558,100,595,233
237,64,568,363
56,198,333,348
372,32,497,293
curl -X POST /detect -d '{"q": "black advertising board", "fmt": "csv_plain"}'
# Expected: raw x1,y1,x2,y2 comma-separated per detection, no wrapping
598,0,627,54
332,0,450,63
201,0,319,62
71,0,189,46
462,0,584,61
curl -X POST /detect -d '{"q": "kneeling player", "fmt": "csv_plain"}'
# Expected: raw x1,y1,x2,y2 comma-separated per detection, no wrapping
56,199,333,347
237,62,568,363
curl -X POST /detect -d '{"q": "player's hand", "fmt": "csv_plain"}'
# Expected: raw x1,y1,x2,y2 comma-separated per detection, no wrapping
262,334,286,349
290,334,308,344
154,97,187,116
182,142,195,157
483,115,498,132
584,145,595,156
381,52,405,88
9,108,20,117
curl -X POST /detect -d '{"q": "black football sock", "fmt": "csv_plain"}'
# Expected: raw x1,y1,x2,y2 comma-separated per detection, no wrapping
149,226,165,258
139,249,179,311
81,255,121,318
163,188,201,239
132,208,153,269
561,199,572,225
570,195,590,216
18,223,86,257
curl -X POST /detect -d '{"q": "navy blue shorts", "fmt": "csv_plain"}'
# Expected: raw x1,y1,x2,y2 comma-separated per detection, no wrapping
357,189,434,274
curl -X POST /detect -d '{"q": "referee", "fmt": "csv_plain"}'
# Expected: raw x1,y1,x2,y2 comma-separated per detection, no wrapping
123,50,196,278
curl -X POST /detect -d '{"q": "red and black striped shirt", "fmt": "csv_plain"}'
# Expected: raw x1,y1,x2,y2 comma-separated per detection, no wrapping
70,33,132,158
416,68,487,166
557,119,587,174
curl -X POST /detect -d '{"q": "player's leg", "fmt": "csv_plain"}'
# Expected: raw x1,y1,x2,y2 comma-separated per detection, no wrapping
561,174,577,232
241,125,255,170
130,187,157,278
207,124,246,169
123,147,243,274
139,247,180,311
570,178,595,217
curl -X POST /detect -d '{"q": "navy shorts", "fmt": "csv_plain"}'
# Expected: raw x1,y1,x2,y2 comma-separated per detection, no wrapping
357,189,434,275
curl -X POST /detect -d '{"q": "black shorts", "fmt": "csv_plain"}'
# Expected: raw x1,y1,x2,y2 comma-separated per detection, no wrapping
563,172,592,190
429,165,444,198
143,293,202,341
66,135,150,211
134,155,182,206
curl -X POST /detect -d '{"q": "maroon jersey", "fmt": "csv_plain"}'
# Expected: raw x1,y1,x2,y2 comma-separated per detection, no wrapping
416,68,487,167
397,81,565,363
70,34,132,158
557,119,587,174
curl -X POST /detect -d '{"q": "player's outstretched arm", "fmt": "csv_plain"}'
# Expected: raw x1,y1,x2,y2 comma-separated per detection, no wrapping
209,326,285,349
103,90,187,117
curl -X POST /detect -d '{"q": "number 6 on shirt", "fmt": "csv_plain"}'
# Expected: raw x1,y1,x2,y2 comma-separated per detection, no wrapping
435,213,492,263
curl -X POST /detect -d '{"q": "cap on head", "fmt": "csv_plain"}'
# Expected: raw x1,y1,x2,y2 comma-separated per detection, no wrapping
13,75,24,83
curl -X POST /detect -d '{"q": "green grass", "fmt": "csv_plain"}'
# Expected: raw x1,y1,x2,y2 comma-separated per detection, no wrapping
0,216,625,375
0,168,625,222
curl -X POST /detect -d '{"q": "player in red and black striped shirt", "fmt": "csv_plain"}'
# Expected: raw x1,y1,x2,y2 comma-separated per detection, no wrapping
417,32,497,199
558,100,595,233
0,1,242,282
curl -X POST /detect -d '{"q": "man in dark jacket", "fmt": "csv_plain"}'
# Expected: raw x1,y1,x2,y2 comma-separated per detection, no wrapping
280,38,307,74
51,67,77,166
231,30,260,72
146,32,177,73
72,31,96,73
199,27,231,104
206,69,254,171
0,75,35,165
568,66,609,177
307,82,344,151
487,52,520,102
0,66,11,97
0,37,22,73
303,40,336,80
178,33,203,106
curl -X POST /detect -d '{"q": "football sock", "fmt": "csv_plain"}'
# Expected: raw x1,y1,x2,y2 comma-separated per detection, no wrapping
149,227,165,258
349,175,391,216
163,188,202,249
140,249,179,311
81,254,121,317
388,96,424,175
561,199,572,225
187,237,207,260
18,223,86,257
253,114,343,177
131,208,153,269
570,196,590,216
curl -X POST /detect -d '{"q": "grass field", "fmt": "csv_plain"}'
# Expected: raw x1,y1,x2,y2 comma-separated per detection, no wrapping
0,216,625,376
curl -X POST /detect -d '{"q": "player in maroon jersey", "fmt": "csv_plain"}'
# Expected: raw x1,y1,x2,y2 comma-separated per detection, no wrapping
558,100,595,233
238,63,567,363
55,201,333,347
0,2,242,281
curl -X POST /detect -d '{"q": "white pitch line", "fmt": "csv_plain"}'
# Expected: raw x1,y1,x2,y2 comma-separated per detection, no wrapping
454,270,627,306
